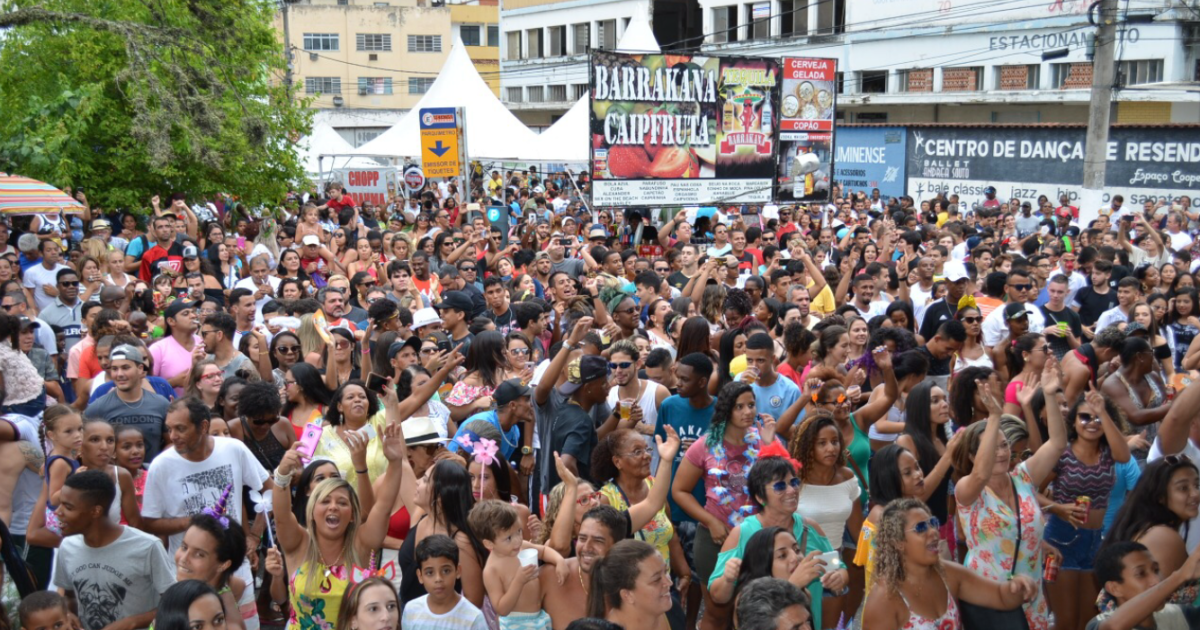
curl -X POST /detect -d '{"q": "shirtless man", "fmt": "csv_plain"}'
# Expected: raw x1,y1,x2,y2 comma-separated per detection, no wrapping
1060,325,1126,404
539,503,628,630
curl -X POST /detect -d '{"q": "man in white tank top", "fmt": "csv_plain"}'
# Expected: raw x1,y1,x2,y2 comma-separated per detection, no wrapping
599,339,671,471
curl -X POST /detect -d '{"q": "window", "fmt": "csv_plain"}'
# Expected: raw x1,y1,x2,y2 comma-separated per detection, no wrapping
780,0,809,37
1051,62,1092,89
528,86,545,102
304,77,341,94
460,25,482,47
996,64,1039,90
816,0,844,34
358,77,393,95
549,26,565,56
303,33,339,51
488,26,499,47
1118,59,1163,86
574,23,590,54
408,77,435,94
549,85,567,101
598,20,617,49
899,69,933,92
407,35,442,53
356,34,391,52
859,71,887,93
749,3,771,40
506,87,523,102
506,31,522,60
573,83,590,99
711,8,737,44
942,66,983,91
526,29,543,58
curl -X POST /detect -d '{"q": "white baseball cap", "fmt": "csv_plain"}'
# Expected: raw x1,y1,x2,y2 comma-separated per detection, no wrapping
301,235,321,246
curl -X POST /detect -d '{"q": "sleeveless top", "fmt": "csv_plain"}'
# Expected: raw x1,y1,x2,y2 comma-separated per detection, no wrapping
288,560,348,630
846,415,871,501
108,465,123,523
243,426,288,472
44,455,79,510
1052,444,1116,511
896,576,960,630
399,516,465,609
1115,370,1164,460
37,213,67,247
796,477,860,550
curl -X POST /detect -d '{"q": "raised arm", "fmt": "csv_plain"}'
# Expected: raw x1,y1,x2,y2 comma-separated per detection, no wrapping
545,452,579,557
1091,382,1131,463
853,348,897,430
271,445,308,557
627,426,680,531
535,316,592,406
953,381,1004,508
1024,356,1068,485
356,423,405,551
1158,373,1200,455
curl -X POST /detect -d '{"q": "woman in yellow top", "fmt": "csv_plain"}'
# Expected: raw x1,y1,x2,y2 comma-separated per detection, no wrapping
855,444,927,595
272,391,407,630
592,428,689,582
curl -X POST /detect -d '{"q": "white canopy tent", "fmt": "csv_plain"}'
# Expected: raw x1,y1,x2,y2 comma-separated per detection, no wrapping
297,121,380,174
352,37,541,161
530,12,662,164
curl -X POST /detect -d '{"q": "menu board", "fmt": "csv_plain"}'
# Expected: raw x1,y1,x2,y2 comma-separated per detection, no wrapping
775,57,837,204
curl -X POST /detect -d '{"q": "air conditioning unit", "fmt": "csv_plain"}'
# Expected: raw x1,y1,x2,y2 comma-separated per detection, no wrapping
359,87,370,95
369,53,378,61
309,52,319,61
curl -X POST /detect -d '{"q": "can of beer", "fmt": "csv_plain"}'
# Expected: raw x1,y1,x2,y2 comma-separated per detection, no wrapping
1075,495,1091,522
1043,552,1061,583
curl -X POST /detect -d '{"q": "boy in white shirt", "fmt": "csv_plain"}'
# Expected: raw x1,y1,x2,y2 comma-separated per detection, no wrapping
402,535,489,630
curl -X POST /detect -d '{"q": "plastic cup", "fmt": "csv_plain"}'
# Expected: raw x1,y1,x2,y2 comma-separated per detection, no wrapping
620,399,634,420
518,548,539,568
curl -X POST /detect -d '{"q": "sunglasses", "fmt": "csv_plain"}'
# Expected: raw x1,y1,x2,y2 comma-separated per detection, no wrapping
1008,283,1034,292
771,477,802,493
420,347,438,355
276,345,299,355
609,361,634,370
202,372,224,381
615,307,638,315
335,341,352,350
911,516,941,535
960,316,982,324
60,281,79,287
509,347,530,355
815,393,848,405
1077,413,1102,425
1165,454,1193,465
654,267,670,273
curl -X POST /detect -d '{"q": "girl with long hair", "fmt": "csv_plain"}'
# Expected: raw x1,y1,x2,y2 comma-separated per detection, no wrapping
953,304,993,371
282,362,333,439
1002,333,1049,418
187,359,225,410
1132,299,1175,378
856,445,928,596
587,540,673,630
444,330,508,423
175,515,257,630
153,580,226,630
644,298,676,356
675,316,713,361
335,576,399,630
394,365,453,438
321,328,361,390
805,323,853,385
895,380,965,553
272,408,405,630
1168,287,1200,371
862,499,1037,630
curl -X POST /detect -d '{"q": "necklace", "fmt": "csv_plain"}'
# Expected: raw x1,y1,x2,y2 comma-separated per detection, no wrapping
577,565,588,596
318,547,345,579
118,392,146,410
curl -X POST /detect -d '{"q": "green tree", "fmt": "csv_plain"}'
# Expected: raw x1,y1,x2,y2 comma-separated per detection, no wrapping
0,0,312,210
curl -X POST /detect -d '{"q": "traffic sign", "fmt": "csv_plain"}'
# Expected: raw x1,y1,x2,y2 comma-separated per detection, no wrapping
419,107,462,178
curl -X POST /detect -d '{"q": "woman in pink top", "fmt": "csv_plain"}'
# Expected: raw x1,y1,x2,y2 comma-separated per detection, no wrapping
1002,333,1048,419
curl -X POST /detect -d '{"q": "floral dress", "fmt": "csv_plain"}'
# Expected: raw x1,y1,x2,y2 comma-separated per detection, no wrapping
288,561,348,630
445,381,496,410
600,478,675,562
957,462,1050,630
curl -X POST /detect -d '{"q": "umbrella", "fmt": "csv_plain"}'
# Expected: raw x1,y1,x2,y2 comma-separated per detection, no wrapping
0,173,86,215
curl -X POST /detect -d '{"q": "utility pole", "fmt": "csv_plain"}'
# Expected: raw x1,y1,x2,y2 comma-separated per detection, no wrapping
1079,0,1119,226
280,0,294,93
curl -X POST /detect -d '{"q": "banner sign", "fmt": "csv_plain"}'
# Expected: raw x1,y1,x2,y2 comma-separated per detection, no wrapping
906,127,1200,209
775,57,837,204
590,52,780,208
331,167,397,207
833,126,907,201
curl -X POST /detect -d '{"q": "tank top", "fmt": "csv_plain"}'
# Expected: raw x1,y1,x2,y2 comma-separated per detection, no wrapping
399,517,466,609
44,455,79,510
1052,444,1116,511
37,213,67,245
108,465,123,523
896,576,960,630
845,415,871,501
242,426,288,471
1115,370,1164,460
288,560,348,630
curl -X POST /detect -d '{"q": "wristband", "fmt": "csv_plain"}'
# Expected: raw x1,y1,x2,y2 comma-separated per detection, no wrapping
273,470,294,488
355,468,369,475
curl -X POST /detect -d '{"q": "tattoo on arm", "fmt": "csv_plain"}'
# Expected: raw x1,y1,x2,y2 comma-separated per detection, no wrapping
19,440,45,472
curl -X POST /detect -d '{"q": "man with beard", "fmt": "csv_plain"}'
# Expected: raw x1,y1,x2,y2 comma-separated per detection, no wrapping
600,340,670,468
86,345,171,460
410,251,442,304
540,505,630,630
54,471,174,630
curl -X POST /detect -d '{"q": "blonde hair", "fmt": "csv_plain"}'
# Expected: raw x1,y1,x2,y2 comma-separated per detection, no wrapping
296,314,324,360
301,478,365,595
536,479,596,545
873,498,940,594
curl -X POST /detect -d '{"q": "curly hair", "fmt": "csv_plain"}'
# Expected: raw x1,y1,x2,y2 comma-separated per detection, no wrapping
788,410,845,482
707,381,754,448
701,283,727,326
536,478,597,546
873,498,940,594
723,289,754,323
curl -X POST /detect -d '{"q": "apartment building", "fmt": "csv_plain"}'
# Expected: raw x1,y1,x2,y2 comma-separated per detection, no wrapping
278,0,501,147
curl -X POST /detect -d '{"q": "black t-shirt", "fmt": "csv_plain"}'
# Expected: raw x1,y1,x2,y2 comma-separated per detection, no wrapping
916,346,952,377
1074,286,1118,327
918,298,954,341
1040,305,1083,360
548,401,597,489
667,270,693,292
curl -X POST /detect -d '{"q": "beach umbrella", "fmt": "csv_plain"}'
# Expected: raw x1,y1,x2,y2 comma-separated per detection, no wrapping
0,173,86,215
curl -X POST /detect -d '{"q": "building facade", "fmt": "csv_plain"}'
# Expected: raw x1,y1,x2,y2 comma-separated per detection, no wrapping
499,0,1198,129
277,0,500,147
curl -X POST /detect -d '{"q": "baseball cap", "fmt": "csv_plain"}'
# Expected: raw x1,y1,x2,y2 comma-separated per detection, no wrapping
434,291,473,314
110,344,145,365
411,307,443,330
1003,303,1029,321
1056,207,1073,218
560,355,610,395
163,299,195,321
494,378,532,407
943,261,969,283
984,186,997,195
91,219,112,231
388,336,422,359
401,416,450,446
182,245,199,259
17,316,39,331
562,216,576,225
301,235,321,246
534,251,550,262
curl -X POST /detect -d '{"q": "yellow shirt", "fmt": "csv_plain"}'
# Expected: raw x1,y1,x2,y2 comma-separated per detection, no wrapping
854,519,877,594
312,409,388,487
809,283,837,317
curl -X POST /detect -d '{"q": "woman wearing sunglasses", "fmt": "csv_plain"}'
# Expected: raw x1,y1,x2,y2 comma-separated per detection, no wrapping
1042,380,1131,630
707,456,840,630
321,328,361,390
863,498,1038,630
952,358,1068,630
954,304,993,372
282,362,333,439
896,380,964,558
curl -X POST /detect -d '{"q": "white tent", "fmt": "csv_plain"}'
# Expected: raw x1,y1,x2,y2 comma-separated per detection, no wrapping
352,38,541,161
530,13,662,164
297,122,379,174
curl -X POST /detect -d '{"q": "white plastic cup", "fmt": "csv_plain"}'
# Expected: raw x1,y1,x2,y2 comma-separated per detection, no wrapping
518,548,539,568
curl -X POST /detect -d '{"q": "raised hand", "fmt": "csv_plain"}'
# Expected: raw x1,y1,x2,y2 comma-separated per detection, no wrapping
345,429,370,472
656,424,681,461
553,451,577,487
872,346,893,371
1040,354,1062,394
381,422,405,462
279,444,304,477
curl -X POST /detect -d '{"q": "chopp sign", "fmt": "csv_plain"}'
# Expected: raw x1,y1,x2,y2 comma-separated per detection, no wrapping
331,167,397,207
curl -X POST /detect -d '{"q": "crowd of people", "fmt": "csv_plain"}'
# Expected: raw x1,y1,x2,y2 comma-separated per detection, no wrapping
0,173,1199,630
